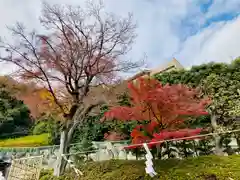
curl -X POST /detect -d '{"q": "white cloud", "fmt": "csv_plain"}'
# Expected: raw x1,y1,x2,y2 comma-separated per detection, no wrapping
177,16,240,67
0,0,239,75
0,0,194,74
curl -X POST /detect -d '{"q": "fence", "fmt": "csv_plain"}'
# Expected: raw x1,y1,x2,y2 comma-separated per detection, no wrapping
63,129,240,166
0,140,130,170
1,129,240,178
7,156,43,180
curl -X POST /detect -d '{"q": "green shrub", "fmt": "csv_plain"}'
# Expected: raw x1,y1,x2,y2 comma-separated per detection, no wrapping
32,121,52,135
0,133,50,147
0,88,32,139
40,155,240,180
32,115,61,145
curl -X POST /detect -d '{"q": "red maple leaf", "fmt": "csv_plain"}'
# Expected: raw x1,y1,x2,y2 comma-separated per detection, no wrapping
104,77,210,148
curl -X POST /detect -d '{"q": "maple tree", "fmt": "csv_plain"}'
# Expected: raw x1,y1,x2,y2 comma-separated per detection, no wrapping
0,1,141,176
104,77,210,148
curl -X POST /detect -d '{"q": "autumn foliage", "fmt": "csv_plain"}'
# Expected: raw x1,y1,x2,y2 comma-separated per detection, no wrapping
104,77,210,148
0,77,55,118
0,1,141,175
18,87,69,119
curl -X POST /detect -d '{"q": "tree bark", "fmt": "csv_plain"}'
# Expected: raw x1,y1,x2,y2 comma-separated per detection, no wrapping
211,113,223,155
156,144,162,159
53,103,102,176
182,140,188,158
53,127,74,176
54,130,68,176
53,105,82,176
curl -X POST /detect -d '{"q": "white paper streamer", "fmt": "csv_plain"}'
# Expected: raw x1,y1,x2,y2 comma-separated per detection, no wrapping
0,171,5,180
62,154,83,176
143,143,157,177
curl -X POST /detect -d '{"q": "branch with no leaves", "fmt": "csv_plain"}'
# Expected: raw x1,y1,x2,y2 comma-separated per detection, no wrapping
0,0,142,121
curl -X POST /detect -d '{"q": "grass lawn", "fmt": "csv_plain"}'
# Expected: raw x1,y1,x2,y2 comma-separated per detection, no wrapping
40,155,240,180
0,133,50,147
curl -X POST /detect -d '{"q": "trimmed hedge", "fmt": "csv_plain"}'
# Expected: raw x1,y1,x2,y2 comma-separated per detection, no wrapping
0,133,50,147
40,155,240,180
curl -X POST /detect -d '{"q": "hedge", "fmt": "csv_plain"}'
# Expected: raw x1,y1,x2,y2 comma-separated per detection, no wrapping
0,133,50,147
40,155,240,180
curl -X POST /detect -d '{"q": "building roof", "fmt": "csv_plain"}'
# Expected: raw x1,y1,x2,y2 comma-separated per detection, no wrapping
126,58,183,81
84,58,184,105
150,58,183,75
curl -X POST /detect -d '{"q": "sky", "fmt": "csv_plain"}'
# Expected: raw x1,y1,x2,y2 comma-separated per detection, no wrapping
0,0,240,74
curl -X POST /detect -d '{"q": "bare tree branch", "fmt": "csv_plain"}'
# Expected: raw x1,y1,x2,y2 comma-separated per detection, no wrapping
0,0,142,121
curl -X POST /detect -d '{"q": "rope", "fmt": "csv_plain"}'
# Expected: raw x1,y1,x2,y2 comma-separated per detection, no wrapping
58,128,240,178
57,128,240,156
121,128,240,149
1,129,240,156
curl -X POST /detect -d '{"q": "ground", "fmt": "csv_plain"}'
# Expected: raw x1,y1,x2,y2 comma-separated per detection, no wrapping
40,155,240,180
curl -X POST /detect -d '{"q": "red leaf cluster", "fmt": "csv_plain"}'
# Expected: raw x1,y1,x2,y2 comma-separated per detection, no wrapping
105,78,210,126
104,77,210,148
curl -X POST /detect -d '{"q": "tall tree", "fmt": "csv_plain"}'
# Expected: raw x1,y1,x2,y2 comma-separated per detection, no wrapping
155,59,240,154
155,62,229,87
0,1,141,176
200,72,240,154
104,78,210,146
155,59,240,118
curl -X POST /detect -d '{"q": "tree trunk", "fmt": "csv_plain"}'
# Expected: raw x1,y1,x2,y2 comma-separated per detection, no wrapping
53,129,72,176
182,140,188,158
166,142,170,159
54,130,67,176
192,140,198,157
211,113,223,155
53,103,99,176
156,144,162,159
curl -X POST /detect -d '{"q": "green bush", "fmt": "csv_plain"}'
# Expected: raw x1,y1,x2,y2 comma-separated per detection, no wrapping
0,133,50,147
40,155,240,180
0,88,32,139
32,115,61,145
32,121,53,135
